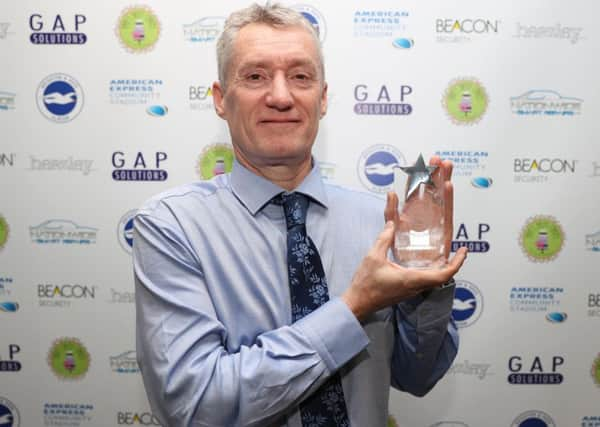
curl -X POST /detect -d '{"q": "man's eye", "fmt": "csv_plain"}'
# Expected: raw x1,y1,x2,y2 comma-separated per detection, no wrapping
248,74,263,81
294,74,309,80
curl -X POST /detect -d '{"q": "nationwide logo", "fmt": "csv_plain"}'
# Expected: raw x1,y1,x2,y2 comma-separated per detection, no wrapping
592,354,600,387
29,13,87,45
36,73,83,123
510,90,582,116
352,10,412,48
291,4,326,43
510,286,564,314
589,293,600,318
110,350,140,374
30,220,97,245
513,22,584,44
452,223,490,253
117,412,162,425
519,215,564,262
0,396,20,427
582,416,600,427
0,92,15,111
353,84,412,116
513,158,576,183
511,410,555,427
0,22,14,40
116,6,160,53
435,150,489,178
442,78,488,125
0,214,9,250
112,151,168,182
0,153,15,167
508,355,564,385
447,360,492,380
183,17,226,43
43,403,94,426
586,231,600,251
38,283,97,308
196,144,234,180
28,155,94,175
109,79,163,105
47,337,90,380
452,279,483,328
189,85,214,111
357,145,405,194
436,18,500,43
118,210,137,254
0,344,21,372
108,288,134,304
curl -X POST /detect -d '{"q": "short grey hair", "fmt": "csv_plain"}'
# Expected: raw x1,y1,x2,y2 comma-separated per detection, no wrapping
216,3,324,89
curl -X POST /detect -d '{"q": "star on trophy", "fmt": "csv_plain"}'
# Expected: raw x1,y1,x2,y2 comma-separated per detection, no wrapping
393,154,446,269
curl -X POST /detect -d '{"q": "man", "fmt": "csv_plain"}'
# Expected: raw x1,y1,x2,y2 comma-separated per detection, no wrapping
134,4,467,427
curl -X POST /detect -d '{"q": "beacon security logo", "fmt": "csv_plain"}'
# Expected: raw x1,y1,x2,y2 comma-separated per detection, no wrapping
511,410,555,427
357,145,405,194
28,155,94,175
0,153,15,167
47,337,90,380
112,151,168,182
29,13,87,44
0,397,20,427
508,355,564,385
442,78,488,125
183,16,225,43
452,223,490,253
36,73,83,123
513,158,577,183
436,18,500,43
590,293,600,318
352,10,413,49
117,412,163,425
0,92,15,111
110,350,140,374
452,279,483,328
586,230,600,251
196,144,234,180
116,5,160,53
189,85,214,111
118,210,137,254
353,84,413,116
513,22,584,44
30,220,97,245
109,79,163,105
0,344,21,373
510,90,582,116
43,403,94,426
37,283,96,308
519,215,564,263
290,4,326,43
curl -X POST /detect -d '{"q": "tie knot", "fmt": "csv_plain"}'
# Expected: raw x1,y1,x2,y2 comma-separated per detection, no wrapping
277,192,309,229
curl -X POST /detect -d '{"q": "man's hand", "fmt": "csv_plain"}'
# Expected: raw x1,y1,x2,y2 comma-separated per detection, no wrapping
341,157,468,321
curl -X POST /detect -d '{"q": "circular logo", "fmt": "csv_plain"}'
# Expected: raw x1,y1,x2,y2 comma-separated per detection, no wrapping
357,145,405,194
519,215,565,262
0,214,9,251
592,353,600,387
290,4,326,43
452,279,483,328
116,5,161,53
442,77,488,125
47,337,91,380
118,210,137,254
0,397,20,427
36,73,83,123
196,144,234,180
511,410,555,427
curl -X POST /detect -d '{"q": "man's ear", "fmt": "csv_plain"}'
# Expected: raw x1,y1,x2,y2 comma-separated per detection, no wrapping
212,81,226,119
320,82,328,118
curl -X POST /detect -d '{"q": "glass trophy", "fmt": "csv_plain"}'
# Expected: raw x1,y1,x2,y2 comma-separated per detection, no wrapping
393,154,446,269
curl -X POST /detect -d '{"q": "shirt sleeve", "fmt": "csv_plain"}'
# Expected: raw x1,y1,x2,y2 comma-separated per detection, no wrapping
133,210,369,427
389,284,459,396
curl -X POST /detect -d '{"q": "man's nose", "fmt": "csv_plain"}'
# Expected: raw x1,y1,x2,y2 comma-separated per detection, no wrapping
265,73,293,110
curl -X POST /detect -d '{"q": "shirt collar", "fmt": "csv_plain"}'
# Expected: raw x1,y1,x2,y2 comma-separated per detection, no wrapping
230,158,329,215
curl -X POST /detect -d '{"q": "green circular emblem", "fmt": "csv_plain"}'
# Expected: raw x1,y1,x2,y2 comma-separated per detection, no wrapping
442,77,488,125
47,337,91,380
197,143,234,180
116,5,160,53
519,215,565,262
592,353,600,387
0,214,8,250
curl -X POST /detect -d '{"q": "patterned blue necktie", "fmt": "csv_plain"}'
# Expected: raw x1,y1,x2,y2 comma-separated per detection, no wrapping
276,192,351,427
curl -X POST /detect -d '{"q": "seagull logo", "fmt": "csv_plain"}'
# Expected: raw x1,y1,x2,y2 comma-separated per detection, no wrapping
453,298,476,311
365,162,399,176
44,92,76,105
0,413,13,424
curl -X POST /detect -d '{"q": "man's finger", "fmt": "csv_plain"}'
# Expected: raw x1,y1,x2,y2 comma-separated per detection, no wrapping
372,220,395,257
444,181,454,258
385,192,399,223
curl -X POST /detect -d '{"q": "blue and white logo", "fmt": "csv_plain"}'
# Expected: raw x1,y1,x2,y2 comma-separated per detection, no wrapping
392,38,414,49
546,312,567,323
146,105,168,117
30,220,97,245
0,92,15,111
118,210,137,254
291,4,326,42
357,145,405,194
586,230,600,251
510,90,582,116
0,397,20,427
511,410,555,427
36,73,83,123
471,176,493,188
452,279,483,328
0,302,18,313
183,17,225,43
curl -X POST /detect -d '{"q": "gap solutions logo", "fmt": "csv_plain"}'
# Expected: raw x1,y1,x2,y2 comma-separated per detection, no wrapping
36,73,83,123
29,13,87,45
452,223,490,253
508,355,564,385
353,84,413,116
0,344,21,372
116,5,160,53
511,90,582,116
112,151,168,182
442,78,488,125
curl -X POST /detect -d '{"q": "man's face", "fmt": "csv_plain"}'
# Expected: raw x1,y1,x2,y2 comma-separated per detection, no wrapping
213,23,327,170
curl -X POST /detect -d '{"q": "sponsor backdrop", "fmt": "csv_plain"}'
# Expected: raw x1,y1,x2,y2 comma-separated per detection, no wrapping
0,0,599,426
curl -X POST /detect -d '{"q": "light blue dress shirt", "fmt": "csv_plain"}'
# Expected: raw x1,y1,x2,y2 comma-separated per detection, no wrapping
134,160,458,427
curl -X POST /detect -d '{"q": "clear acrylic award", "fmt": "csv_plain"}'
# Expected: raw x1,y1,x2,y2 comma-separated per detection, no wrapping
393,154,446,269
